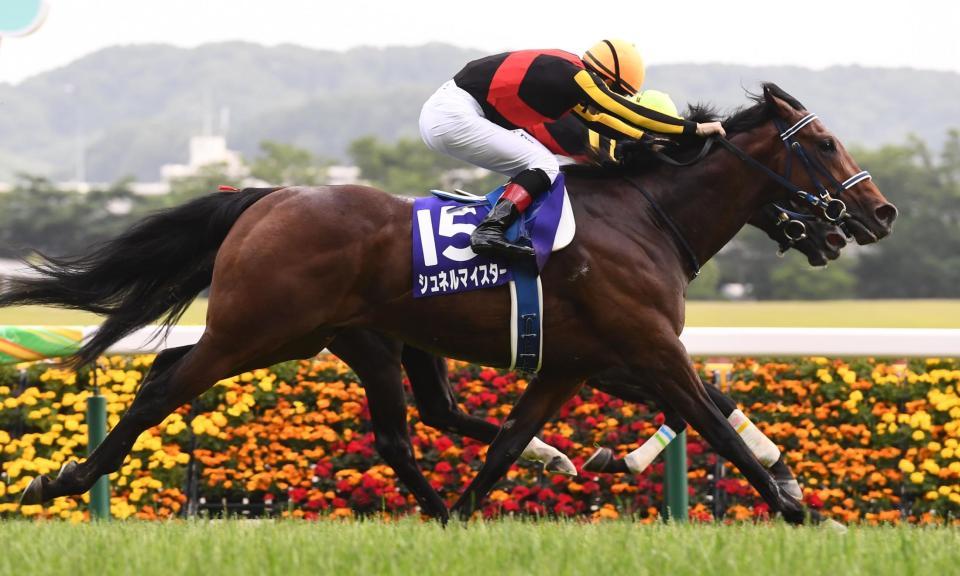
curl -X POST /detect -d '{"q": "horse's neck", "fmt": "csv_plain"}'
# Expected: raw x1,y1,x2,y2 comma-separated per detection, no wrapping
645,130,782,271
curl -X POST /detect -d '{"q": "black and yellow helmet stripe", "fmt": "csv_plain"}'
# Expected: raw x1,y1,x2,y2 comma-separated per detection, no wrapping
584,40,638,95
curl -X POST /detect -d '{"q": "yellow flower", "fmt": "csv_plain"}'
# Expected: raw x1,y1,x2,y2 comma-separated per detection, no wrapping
912,430,925,441
898,460,916,474
910,472,925,484
925,490,939,500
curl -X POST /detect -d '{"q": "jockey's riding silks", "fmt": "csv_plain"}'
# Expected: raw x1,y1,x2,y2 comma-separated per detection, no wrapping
419,40,707,259
526,90,685,166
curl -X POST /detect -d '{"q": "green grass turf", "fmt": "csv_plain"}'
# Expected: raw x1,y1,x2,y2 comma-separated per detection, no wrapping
0,300,957,328
1,519,957,576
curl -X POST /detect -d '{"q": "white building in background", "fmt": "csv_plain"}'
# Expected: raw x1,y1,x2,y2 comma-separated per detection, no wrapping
325,165,361,186
161,135,247,181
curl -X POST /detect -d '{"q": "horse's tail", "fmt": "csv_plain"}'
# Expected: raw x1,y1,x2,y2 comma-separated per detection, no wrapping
0,187,282,367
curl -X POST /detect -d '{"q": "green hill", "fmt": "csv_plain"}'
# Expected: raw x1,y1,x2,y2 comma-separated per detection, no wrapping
1,42,957,181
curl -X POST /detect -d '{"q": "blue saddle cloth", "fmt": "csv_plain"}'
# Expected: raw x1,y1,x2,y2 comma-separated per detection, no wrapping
411,174,565,298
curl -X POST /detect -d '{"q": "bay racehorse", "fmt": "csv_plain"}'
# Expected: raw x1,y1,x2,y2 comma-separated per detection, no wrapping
6,84,895,524
318,196,848,518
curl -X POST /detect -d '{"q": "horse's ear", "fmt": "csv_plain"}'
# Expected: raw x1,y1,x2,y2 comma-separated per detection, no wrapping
765,88,799,121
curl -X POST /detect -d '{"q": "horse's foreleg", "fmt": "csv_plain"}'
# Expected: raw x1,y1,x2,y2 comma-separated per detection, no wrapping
402,346,575,475
641,344,804,524
702,384,803,500
329,333,449,522
450,374,582,520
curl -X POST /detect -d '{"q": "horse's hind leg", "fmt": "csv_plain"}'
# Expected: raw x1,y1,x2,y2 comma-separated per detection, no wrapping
450,372,583,520
21,344,196,504
402,346,575,475
329,332,449,522
21,329,334,505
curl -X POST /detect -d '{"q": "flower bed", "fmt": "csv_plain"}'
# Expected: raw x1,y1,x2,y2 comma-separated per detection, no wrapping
1,355,958,524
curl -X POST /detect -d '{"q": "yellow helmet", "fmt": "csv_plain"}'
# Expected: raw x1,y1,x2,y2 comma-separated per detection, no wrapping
582,39,645,95
631,89,680,118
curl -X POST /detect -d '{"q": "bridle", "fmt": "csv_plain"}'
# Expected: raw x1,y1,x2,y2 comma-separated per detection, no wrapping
716,112,872,235
628,111,873,276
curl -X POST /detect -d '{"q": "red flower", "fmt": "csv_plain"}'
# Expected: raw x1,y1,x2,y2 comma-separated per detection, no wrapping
581,481,600,495
289,487,307,503
433,436,454,453
805,491,824,509
523,501,544,515
313,461,333,478
511,485,532,500
351,488,372,507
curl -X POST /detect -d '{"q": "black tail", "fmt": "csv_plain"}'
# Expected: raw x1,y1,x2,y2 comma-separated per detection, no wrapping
0,187,281,367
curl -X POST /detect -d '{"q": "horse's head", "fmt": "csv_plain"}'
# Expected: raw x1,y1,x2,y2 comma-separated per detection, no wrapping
750,203,847,267
757,84,897,244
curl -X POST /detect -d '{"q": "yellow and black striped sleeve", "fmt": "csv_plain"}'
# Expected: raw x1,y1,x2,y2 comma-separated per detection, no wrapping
571,69,697,138
586,129,619,164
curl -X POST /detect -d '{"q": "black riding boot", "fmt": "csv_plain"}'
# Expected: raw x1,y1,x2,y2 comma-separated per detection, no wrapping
470,197,534,258
470,169,551,259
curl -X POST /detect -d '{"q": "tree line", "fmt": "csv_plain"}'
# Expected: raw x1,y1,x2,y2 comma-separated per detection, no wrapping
1,132,957,300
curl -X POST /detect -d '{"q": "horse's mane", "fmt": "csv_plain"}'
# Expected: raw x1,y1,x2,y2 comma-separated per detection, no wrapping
561,82,806,178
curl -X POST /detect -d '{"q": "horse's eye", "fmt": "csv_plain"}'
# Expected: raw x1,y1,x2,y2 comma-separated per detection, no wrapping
818,139,836,153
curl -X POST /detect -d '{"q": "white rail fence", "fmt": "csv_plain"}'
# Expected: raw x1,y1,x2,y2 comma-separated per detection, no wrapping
85,326,960,358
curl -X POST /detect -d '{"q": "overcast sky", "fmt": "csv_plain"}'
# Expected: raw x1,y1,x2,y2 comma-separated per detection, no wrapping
1,0,958,84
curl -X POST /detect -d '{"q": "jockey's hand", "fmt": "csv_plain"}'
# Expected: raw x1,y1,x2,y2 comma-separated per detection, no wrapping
696,121,726,138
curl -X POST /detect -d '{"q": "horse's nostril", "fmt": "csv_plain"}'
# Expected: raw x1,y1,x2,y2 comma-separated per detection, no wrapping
875,203,898,226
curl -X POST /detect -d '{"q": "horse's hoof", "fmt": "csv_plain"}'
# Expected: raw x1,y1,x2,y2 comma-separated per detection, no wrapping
820,518,848,534
56,460,80,482
582,447,614,473
544,453,577,477
781,504,805,525
20,475,49,506
775,477,804,502
423,504,449,525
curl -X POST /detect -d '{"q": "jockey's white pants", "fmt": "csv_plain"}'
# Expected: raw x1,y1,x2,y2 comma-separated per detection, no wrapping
419,80,561,183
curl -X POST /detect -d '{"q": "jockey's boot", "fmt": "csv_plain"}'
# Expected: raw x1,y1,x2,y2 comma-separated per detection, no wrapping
470,169,550,259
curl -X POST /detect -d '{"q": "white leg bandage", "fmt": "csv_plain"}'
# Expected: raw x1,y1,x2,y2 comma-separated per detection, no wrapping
727,409,780,467
624,424,676,474
520,437,576,475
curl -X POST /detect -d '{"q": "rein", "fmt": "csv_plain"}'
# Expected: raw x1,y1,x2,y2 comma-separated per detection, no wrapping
623,178,702,278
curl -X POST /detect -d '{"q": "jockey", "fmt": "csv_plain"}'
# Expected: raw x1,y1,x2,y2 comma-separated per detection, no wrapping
419,40,725,258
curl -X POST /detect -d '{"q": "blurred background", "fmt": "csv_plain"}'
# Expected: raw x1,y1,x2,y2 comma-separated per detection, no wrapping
0,0,958,305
